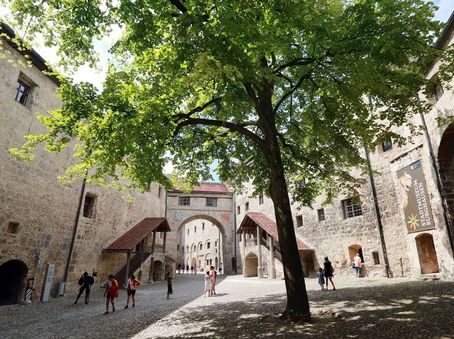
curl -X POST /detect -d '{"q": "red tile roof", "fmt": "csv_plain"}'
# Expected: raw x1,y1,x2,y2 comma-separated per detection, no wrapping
104,218,170,252
237,212,312,251
191,182,230,194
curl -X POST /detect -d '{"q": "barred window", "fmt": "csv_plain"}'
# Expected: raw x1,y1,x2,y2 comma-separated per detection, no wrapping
296,215,303,227
83,193,96,218
342,198,363,218
206,198,217,207
258,195,264,205
179,196,190,206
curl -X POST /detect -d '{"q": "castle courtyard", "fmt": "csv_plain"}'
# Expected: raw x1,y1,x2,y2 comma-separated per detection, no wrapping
0,274,452,339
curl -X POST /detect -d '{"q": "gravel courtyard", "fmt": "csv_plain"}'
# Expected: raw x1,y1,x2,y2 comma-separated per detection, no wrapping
0,274,453,339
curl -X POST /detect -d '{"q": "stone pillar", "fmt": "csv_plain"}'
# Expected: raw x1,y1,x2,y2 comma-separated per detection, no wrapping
163,231,167,254
148,231,156,282
124,251,131,288
241,232,247,277
257,226,263,278
269,236,276,279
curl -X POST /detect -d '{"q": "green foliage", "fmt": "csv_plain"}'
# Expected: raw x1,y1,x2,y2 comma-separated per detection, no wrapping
4,0,453,205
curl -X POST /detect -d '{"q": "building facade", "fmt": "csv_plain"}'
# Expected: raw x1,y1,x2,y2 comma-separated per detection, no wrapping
236,14,454,281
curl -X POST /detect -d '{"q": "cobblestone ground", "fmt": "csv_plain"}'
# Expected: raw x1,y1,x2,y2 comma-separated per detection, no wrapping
1,274,453,338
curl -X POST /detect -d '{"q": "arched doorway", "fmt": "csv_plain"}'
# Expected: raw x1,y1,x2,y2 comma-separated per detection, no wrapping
348,244,365,276
244,252,258,277
438,123,454,250
153,260,163,281
0,260,28,305
415,233,440,274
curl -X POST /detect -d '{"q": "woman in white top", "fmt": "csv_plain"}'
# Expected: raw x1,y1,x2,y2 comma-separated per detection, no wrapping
203,271,211,297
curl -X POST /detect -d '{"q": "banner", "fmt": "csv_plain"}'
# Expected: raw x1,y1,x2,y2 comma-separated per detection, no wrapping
396,160,435,233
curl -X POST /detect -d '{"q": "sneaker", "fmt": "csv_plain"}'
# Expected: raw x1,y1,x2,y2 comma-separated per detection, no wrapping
112,307,116,312
103,311,109,315
132,304,135,308
124,305,129,309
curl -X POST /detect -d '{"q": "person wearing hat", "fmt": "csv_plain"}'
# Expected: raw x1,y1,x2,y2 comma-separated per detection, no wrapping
74,272,94,304
102,273,119,314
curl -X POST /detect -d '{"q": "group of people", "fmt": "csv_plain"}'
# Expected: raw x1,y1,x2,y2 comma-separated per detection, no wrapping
74,271,175,314
203,266,218,297
318,253,364,290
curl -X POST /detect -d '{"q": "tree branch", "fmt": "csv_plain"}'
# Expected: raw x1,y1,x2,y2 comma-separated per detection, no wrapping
173,97,222,120
170,0,187,14
273,68,314,114
173,117,265,150
272,58,315,74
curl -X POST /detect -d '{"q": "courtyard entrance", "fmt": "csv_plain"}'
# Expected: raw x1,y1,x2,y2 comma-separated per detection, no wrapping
415,233,440,274
244,253,258,277
0,260,28,305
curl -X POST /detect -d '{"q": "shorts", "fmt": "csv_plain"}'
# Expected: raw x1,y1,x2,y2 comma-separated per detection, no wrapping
127,289,136,296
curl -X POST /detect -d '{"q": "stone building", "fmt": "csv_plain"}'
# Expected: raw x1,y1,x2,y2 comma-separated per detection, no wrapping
177,219,223,272
166,182,236,274
236,13,454,281
0,23,166,305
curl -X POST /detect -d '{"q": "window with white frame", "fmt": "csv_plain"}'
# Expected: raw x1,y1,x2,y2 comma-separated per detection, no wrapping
342,198,363,218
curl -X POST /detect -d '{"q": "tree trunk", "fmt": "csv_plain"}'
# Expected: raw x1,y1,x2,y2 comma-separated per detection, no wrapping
264,132,311,321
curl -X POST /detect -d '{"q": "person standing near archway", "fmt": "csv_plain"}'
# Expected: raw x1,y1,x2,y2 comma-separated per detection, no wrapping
353,253,362,277
209,266,217,295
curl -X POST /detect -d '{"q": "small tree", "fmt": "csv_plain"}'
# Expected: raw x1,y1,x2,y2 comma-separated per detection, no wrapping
5,0,453,320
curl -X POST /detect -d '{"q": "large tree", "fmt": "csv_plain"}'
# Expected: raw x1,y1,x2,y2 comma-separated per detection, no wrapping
5,0,453,320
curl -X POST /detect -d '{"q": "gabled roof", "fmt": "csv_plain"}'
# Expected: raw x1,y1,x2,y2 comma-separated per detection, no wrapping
104,218,170,252
170,182,231,195
237,212,312,251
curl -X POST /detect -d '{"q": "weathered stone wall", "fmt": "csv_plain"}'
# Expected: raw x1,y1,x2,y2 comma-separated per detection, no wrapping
166,192,235,274
0,38,166,302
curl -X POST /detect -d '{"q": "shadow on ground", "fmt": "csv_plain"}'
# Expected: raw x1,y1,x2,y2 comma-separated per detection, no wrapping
149,280,454,339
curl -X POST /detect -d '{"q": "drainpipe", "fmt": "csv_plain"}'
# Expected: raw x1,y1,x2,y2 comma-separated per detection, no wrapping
365,149,390,278
232,191,238,274
62,178,86,293
419,112,454,257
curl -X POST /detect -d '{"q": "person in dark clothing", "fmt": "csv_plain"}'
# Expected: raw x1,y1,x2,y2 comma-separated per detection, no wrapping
166,271,174,299
323,257,336,290
74,272,95,304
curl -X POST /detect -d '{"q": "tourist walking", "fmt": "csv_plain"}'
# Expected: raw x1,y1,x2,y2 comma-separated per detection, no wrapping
166,271,174,299
323,257,336,290
102,274,119,314
203,271,211,297
124,273,141,309
209,266,217,295
73,272,95,304
318,268,325,291
353,253,362,277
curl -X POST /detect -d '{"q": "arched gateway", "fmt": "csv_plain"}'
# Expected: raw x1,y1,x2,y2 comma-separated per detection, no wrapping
166,183,235,274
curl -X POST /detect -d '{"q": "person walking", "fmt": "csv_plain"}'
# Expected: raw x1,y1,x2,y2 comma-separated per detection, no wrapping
166,271,174,299
102,274,118,314
318,267,325,291
124,273,141,309
323,257,336,290
73,272,94,304
209,266,217,295
203,271,211,297
353,253,362,277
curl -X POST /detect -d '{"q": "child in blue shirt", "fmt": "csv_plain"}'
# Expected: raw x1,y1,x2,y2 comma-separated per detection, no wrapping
318,267,325,290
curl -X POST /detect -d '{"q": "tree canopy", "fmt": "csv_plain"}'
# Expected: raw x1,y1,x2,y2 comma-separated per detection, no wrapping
4,0,454,319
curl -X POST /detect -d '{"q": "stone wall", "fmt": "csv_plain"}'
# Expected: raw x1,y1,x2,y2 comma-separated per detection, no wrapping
0,37,166,303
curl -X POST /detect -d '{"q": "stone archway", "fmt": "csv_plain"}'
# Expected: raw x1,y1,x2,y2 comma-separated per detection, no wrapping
438,123,454,249
244,252,258,277
0,260,28,305
415,233,440,274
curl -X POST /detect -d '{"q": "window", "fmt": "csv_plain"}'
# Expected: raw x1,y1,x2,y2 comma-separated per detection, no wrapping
179,197,190,206
199,243,203,250
245,202,249,211
186,246,189,252
206,198,217,207
381,140,393,152
372,251,380,265
7,221,19,234
342,198,363,218
296,215,303,227
158,185,162,197
237,206,241,215
434,81,444,100
83,193,96,218
177,245,180,251
296,179,307,190
317,208,325,222
215,241,218,248
15,79,31,106
259,194,264,205
202,222,205,230
187,229,189,235
194,226,197,233
207,242,211,249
